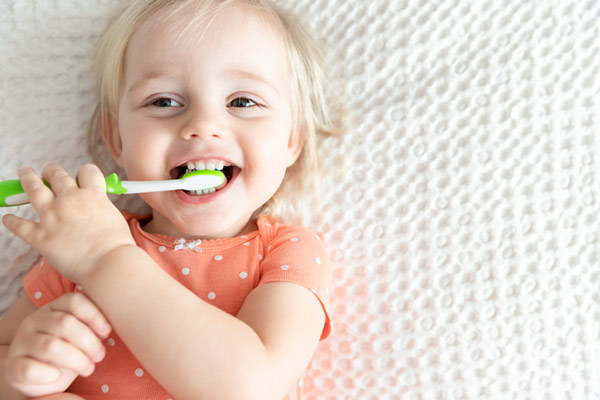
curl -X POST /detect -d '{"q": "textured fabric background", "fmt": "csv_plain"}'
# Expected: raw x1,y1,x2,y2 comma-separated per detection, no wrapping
1,1,599,399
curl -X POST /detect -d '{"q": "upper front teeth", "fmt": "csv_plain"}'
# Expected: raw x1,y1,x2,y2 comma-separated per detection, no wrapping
186,160,224,171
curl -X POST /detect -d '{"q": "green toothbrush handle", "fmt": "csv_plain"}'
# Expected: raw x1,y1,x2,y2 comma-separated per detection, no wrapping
0,180,31,207
0,174,127,207
104,173,128,195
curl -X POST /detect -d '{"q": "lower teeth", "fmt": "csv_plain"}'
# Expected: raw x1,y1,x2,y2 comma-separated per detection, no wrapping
185,188,216,196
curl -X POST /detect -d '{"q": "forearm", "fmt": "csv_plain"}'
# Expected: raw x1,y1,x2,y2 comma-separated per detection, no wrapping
0,346,27,400
80,246,273,400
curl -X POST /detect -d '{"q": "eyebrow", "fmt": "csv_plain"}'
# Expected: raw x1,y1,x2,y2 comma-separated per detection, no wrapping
125,71,176,96
223,68,281,96
125,68,281,96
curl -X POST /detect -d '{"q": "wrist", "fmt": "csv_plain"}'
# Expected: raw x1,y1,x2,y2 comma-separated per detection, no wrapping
78,244,142,289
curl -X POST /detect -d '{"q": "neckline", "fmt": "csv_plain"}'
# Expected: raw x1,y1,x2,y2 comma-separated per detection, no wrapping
127,213,267,252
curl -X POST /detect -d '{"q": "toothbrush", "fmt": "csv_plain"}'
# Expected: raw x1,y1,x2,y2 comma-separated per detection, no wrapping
0,170,226,207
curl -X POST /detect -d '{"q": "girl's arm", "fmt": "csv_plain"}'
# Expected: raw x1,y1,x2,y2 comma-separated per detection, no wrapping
82,245,325,400
3,165,326,400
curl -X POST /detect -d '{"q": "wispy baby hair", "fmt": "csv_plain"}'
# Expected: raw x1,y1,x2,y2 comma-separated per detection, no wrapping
87,0,346,224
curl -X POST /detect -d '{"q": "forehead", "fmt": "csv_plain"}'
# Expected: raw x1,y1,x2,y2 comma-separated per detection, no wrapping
125,3,290,77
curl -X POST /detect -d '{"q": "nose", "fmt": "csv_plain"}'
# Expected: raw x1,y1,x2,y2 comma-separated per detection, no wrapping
179,105,224,140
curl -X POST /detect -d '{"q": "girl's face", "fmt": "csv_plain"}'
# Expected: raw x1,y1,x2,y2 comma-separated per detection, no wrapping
106,5,300,239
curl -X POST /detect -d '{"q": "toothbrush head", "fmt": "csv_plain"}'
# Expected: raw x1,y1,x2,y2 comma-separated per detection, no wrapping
179,170,226,191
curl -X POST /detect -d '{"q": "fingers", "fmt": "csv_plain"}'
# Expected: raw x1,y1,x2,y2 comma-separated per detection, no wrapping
50,292,112,341
18,167,54,209
37,311,107,364
12,164,105,219
18,164,105,198
4,164,86,243
22,333,96,377
37,293,112,372
17,165,78,213
75,164,106,192
5,356,61,385
41,165,78,197
9,293,112,381
2,214,39,243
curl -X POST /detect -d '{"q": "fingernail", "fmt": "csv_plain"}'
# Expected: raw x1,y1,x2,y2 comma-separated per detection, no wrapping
95,347,106,362
100,322,112,336
83,363,95,377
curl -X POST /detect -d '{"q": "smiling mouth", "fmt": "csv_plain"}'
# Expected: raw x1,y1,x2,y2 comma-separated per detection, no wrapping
170,160,238,196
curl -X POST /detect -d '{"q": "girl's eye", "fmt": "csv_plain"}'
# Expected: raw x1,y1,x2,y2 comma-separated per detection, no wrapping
229,97,257,108
151,98,182,108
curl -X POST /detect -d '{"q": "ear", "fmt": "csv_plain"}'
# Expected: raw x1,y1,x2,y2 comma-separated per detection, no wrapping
285,125,305,167
98,111,124,167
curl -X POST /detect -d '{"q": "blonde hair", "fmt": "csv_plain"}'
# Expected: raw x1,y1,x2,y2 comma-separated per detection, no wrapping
87,0,345,224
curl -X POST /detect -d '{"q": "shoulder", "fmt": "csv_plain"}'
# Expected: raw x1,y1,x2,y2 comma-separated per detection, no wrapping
256,216,328,274
250,217,333,341
256,216,323,248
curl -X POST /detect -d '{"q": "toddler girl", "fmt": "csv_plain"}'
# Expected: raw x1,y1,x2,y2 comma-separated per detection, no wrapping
0,0,344,399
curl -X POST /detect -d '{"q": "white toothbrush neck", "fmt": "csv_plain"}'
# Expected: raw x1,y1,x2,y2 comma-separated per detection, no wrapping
120,179,183,194
119,174,223,194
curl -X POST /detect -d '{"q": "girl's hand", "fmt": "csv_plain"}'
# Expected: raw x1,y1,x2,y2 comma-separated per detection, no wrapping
2,164,136,284
4,293,111,398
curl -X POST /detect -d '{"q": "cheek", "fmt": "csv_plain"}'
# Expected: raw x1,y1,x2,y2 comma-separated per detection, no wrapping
118,132,165,180
252,141,290,187
246,139,290,175
250,118,293,157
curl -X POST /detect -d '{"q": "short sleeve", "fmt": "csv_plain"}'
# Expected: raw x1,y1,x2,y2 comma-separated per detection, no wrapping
24,257,76,308
258,224,332,340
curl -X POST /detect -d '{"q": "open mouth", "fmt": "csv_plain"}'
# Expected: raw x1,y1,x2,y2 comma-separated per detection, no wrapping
170,160,238,196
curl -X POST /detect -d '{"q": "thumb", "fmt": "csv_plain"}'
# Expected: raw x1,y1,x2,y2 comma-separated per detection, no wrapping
2,214,38,244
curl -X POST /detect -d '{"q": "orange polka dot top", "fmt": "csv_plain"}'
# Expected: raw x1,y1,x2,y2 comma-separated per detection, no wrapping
23,212,332,400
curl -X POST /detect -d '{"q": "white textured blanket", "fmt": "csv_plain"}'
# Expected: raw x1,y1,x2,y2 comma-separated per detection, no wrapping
1,1,599,398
